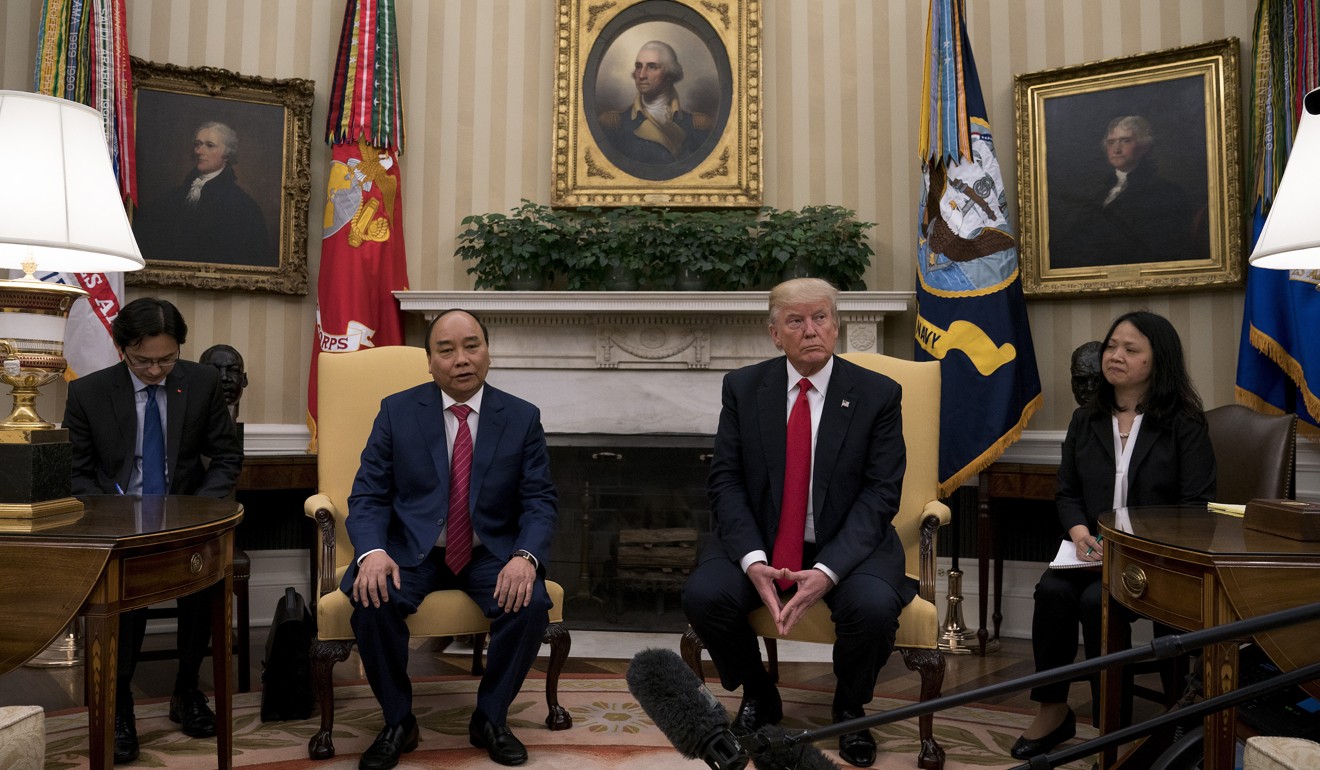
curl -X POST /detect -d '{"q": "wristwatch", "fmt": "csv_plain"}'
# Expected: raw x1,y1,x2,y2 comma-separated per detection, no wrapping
512,549,538,569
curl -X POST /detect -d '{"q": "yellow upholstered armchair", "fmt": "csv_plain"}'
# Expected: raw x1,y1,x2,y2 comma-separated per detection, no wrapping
303,346,571,760
680,352,951,770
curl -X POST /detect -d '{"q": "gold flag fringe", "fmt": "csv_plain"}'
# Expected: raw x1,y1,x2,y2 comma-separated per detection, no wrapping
937,392,1044,499
1249,324,1320,426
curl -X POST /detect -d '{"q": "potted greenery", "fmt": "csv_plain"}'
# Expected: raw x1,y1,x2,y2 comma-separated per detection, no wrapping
752,205,874,290
667,209,759,290
455,200,568,289
456,202,873,291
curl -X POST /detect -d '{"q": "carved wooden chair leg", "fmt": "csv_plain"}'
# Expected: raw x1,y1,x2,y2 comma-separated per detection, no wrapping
901,647,947,770
542,622,573,730
679,627,706,680
308,639,354,760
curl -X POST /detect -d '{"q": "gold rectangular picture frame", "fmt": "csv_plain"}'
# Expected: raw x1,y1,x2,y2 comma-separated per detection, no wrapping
553,0,762,207
1014,39,1243,297
128,58,314,295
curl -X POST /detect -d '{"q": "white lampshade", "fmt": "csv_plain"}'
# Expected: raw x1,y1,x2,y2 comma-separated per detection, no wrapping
0,91,143,274
1250,88,1320,269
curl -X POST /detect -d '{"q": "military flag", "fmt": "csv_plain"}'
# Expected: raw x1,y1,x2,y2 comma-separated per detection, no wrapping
915,0,1042,496
33,0,133,377
309,0,409,449
1236,0,1320,436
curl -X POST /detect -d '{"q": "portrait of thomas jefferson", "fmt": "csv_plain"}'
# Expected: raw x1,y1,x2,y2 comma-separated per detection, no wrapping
1041,76,1211,271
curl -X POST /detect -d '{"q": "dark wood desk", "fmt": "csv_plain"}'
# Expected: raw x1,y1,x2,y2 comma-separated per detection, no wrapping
976,462,1058,653
0,495,243,770
1098,505,1320,770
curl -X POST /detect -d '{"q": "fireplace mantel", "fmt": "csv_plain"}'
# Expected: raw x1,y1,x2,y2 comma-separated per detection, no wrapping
394,290,913,435
396,290,911,367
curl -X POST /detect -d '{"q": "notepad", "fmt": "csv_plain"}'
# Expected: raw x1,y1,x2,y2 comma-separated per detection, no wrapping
1048,540,1101,569
1208,502,1246,517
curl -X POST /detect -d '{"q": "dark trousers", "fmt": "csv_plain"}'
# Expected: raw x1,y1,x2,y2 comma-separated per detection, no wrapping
1029,567,1106,704
1029,566,1180,705
350,546,551,727
115,592,212,713
682,551,904,709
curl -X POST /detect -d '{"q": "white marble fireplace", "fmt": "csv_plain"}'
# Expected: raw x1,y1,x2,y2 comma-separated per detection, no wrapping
395,290,913,437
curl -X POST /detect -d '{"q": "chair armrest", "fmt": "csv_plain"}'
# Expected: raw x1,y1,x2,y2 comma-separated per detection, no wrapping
917,499,952,603
304,493,341,598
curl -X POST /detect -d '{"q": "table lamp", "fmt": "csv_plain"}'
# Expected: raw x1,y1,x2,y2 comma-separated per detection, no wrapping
0,91,144,528
1249,88,1320,269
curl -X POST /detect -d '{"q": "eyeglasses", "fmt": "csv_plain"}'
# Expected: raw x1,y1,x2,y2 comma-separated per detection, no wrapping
125,352,180,371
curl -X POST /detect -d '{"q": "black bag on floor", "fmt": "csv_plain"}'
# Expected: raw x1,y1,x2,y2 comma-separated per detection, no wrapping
260,587,314,721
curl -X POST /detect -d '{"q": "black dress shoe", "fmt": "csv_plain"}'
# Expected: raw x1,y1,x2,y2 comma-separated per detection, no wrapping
1010,707,1076,759
731,689,783,735
833,707,877,767
469,719,528,766
168,689,217,738
359,714,419,770
113,713,139,764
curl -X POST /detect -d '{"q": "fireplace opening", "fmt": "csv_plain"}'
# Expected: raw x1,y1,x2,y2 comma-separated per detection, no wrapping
546,435,714,632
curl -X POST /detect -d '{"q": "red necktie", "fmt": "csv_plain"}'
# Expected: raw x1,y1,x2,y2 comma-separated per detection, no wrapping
771,379,812,591
446,403,474,573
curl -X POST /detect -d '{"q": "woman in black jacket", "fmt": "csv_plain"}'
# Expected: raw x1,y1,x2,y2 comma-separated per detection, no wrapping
1011,311,1216,759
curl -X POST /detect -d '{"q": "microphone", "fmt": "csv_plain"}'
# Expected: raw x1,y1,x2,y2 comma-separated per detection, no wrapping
626,647,747,770
626,647,839,770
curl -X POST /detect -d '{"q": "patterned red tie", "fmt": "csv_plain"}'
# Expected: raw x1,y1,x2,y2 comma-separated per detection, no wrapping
446,403,474,574
771,379,812,591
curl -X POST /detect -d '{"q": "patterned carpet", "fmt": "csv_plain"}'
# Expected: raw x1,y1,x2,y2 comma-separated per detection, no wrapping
43,675,1099,769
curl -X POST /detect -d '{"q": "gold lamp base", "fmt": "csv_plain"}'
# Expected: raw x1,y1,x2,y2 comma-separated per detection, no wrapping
0,277,88,527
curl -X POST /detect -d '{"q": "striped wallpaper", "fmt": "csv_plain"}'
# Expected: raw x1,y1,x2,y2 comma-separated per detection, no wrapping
3,0,1255,430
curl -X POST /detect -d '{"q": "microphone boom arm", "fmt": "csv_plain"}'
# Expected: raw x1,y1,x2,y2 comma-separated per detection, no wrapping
764,599,1320,748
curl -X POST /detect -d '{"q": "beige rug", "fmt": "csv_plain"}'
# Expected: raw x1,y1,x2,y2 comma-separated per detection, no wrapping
43,675,1099,769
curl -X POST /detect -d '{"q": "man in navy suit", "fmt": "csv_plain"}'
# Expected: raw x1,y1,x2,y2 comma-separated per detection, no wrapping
682,278,912,768
345,309,558,769
64,297,242,764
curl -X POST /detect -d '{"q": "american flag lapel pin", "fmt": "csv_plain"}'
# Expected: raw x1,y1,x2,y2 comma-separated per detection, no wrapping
841,399,850,408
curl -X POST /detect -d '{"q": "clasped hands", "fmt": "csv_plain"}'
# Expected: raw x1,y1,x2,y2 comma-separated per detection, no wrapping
352,551,538,613
749,562,833,636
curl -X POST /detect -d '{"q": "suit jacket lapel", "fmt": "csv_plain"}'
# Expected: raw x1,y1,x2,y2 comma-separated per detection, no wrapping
111,364,137,492
757,362,789,516
164,367,187,488
417,384,450,498
470,387,507,507
1128,416,1160,478
1088,412,1116,465
813,358,853,517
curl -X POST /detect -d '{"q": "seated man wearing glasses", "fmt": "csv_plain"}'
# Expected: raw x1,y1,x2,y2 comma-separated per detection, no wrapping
63,296,243,764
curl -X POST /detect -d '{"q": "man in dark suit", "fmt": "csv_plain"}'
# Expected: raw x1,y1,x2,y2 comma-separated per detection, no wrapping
682,278,912,768
64,297,243,764
345,309,558,769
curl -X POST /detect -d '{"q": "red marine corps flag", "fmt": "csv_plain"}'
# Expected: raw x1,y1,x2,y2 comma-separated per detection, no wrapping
309,0,409,449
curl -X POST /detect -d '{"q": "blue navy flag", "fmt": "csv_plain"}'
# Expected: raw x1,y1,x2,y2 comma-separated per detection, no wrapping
915,0,1042,496
1235,1,1320,436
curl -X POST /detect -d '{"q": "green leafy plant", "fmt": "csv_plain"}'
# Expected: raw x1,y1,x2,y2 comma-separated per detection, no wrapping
455,202,873,291
755,205,874,290
456,200,569,289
